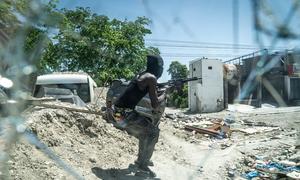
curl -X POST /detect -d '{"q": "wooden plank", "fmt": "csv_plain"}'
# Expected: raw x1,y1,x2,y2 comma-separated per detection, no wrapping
184,125,221,136
32,102,104,116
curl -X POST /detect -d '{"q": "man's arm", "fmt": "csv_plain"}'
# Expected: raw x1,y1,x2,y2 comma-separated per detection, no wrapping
139,74,165,109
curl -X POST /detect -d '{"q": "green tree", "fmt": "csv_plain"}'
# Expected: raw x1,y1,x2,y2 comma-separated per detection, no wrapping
0,0,62,38
167,61,189,108
0,0,62,91
167,61,188,80
41,7,158,85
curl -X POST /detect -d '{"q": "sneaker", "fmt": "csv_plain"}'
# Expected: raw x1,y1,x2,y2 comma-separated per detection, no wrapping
135,166,156,178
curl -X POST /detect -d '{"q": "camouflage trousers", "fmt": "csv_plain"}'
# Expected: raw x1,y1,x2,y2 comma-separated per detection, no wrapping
108,110,160,167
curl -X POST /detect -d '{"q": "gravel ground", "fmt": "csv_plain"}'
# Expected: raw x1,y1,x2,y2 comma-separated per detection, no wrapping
1,103,299,179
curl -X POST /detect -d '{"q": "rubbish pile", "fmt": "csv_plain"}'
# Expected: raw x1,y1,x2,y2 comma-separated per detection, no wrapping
243,155,300,179
215,133,298,179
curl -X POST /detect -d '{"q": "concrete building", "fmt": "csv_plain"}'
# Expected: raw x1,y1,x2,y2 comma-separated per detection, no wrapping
188,58,224,113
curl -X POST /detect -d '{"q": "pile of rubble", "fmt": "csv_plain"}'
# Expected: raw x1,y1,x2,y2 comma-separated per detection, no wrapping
8,102,138,179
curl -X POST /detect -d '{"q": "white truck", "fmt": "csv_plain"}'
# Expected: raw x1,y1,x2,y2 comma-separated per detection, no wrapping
33,72,97,104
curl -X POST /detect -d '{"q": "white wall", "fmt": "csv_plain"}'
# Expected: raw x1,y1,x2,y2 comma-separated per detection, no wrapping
189,58,224,113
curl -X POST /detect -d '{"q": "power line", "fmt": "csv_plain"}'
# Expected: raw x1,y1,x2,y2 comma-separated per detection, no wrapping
160,53,240,58
160,49,289,60
145,43,287,50
146,38,255,47
145,38,289,49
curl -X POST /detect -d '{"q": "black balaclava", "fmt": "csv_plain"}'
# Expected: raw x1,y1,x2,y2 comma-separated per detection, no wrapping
146,55,164,78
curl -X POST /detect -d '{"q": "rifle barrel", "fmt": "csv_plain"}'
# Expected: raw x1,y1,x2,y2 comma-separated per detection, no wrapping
157,77,201,87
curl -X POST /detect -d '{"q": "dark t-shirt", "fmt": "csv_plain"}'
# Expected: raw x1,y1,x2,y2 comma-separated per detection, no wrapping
114,77,148,109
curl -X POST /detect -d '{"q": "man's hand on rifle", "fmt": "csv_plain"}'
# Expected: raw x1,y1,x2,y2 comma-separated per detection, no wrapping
157,85,174,95
165,85,176,94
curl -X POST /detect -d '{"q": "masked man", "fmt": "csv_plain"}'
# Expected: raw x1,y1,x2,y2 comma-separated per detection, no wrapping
109,54,166,177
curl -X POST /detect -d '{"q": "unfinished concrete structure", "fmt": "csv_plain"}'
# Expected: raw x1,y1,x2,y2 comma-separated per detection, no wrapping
224,49,300,107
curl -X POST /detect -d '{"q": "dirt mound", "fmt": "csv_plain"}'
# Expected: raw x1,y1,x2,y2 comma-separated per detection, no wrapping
9,103,138,179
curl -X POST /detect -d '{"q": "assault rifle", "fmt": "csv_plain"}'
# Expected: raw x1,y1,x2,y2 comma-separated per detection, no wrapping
157,77,202,89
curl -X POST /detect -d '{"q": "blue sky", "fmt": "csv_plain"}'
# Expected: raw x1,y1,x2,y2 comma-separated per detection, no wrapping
58,0,300,81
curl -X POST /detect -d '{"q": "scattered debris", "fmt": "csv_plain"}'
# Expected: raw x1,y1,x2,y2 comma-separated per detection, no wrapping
165,113,176,120
287,171,300,179
89,157,97,163
184,121,231,139
224,114,236,124
244,170,261,179
241,155,300,179
242,120,267,127
233,127,280,135
227,170,235,177
185,125,222,138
